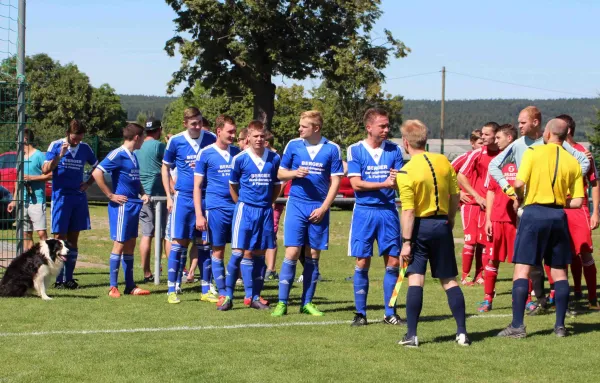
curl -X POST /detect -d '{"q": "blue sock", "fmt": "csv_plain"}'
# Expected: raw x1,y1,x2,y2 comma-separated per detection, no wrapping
240,257,254,299
406,286,423,338
554,279,569,328
167,244,183,294
198,245,211,294
446,286,467,335
252,255,266,301
122,254,135,291
303,258,320,306
65,248,78,281
109,253,121,288
278,258,297,305
225,251,243,299
511,278,529,328
211,256,226,296
353,267,369,316
384,266,400,316
301,258,315,306
176,249,188,288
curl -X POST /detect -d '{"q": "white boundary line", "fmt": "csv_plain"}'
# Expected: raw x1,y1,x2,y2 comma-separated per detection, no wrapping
0,314,512,338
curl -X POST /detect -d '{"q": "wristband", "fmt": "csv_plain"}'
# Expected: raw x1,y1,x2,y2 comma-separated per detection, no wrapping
402,237,412,244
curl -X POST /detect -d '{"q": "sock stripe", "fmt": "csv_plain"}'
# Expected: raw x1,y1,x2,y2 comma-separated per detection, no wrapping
283,258,297,266
355,266,369,272
583,259,595,267
110,253,120,260
122,254,134,261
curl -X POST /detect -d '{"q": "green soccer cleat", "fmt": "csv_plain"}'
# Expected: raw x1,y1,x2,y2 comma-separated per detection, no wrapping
271,302,288,317
200,292,219,303
301,302,324,316
167,292,180,304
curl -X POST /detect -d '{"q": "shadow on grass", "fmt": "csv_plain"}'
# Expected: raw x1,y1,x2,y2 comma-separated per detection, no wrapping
75,271,110,276
55,294,100,300
431,328,501,344
324,304,409,313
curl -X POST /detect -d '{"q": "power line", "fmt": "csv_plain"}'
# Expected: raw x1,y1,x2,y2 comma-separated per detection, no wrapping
446,70,598,98
386,71,440,81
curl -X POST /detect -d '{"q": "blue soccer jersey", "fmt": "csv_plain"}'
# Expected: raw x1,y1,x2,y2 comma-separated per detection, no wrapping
347,140,404,207
230,149,281,207
163,130,216,194
194,143,241,210
281,137,344,202
45,138,98,196
97,146,142,199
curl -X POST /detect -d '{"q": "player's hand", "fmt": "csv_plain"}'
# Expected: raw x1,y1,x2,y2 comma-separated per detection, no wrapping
400,243,412,262
79,182,89,192
591,212,600,230
485,219,493,237
59,141,69,157
295,167,309,178
459,191,472,204
475,195,486,209
309,206,327,224
141,194,150,204
166,196,173,213
385,175,396,189
585,150,593,161
6,201,14,213
109,193,128,205
503,185,517,201
389,168,398,178
195,215,207,232
23,175,32,182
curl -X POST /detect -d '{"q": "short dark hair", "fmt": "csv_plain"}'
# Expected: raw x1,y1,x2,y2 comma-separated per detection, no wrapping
247,120,264,133
483,122,500,133
68,119,86,135
363,107,388,127
556,114,576,136
123,123,144,141
201,117,211,129
469,129,481,143
264,130,274,146
184,107,202,121
215,114,235,132
498,124,518,141
24,128,34,144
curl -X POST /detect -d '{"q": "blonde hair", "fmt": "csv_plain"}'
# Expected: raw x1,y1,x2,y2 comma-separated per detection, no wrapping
184,107,202,121
300,110,323,129
520,106,542,125
401,119,428,149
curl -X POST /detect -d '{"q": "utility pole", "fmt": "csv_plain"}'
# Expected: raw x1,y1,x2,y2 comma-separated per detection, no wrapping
16,0,26,255
440,66,446,155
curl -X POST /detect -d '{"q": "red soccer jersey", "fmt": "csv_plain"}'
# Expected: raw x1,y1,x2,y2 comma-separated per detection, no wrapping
451,151,471,173
572,142,597,204
488,163,517,223
459,146,500,205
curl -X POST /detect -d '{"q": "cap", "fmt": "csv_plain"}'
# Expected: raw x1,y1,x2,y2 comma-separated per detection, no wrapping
145,118,162,131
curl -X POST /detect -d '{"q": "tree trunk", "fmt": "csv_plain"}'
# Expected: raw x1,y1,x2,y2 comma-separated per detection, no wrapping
252,81,276,130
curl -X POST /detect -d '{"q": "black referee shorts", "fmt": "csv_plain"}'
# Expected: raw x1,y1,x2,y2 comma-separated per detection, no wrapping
407,215,458,279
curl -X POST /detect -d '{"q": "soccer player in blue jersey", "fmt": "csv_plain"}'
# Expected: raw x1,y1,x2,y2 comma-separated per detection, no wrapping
271,110,344,317
194,114,240,310
43,119,98,289
92,123,151,297
347,108,405,326
228,120,282,310
161,107,216,304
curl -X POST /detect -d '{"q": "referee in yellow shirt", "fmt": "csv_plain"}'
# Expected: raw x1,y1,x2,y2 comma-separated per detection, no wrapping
498,118,584,339
396,120,469,348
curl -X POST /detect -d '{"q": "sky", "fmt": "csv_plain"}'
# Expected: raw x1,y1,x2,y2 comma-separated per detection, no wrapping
12,0,600,100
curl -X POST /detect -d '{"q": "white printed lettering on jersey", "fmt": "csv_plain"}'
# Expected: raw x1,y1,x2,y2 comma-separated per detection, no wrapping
62,158,84,171
504,164,517,182
360,140,384,165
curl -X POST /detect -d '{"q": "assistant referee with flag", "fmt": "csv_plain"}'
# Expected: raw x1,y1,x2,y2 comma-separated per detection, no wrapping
396,120,470,348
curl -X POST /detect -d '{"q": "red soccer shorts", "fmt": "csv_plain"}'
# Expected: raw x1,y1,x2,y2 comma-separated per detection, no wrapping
565,206,593,255
489,221,516,263
461,204,481,245
477,209,492,247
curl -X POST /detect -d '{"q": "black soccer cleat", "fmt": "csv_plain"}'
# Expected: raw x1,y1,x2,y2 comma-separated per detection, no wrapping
554,326,568,338
398,334,419,348
455,333,471,346
63,279,79,290
383,314,406,326
54,282,64,289
497,324,527,339
249,299,270,310
351,313,368,327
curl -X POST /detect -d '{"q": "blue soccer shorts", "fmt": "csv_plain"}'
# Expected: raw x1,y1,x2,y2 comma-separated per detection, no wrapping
348,205,401,257
51,193,91,234
406,215,458,279
231,202,274,250
513,204,572,268
283,198,329,250
109,200,143,242
170,192,199,240
206,206,234,247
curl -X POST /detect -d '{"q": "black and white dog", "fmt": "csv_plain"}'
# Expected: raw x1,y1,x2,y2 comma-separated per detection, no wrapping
0,239,69,300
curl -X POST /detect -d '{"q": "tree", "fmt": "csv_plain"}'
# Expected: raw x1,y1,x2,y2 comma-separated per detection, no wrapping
588,106,600,165
164,0,409,129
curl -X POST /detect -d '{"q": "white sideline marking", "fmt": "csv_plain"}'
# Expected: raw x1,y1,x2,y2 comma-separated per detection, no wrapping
0,314,512,338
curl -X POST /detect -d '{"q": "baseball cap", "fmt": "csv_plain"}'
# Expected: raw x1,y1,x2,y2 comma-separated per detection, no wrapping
145,118,162,131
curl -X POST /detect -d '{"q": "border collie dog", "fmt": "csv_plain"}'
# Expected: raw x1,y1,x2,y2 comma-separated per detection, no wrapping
0,239,69,300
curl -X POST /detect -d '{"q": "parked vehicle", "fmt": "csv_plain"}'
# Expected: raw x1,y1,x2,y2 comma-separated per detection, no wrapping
0,151,53,197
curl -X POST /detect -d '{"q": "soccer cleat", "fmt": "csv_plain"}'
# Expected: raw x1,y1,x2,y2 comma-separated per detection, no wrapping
271,302,288,317
383,314,406,326
497,324,527,338
108,286,121,298
200,292,219,303
296,275,304,283
209,283,218,296
142,274,154,284
63,279,79,289
477,300,492,313
54,282,64,289
249,299,270,310
398,334,419,348
351,313,368,327
547,297,556,308
573,291,583,301
456,333,471,346
474,277,484,285
461,277,474,287
301,302,324,316
554,326,568,337
244,296,269,307
265,270,279,282
527,302,549,316
216,296,233,311
125,286,151,296
167,292,180,304
525,301,537,313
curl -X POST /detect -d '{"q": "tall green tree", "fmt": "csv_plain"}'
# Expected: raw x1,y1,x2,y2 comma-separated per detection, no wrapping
164,0,409,129
588,106,600,164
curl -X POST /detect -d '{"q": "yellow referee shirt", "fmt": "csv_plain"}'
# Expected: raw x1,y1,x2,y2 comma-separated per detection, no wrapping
517,143,584,207
396,152,460,217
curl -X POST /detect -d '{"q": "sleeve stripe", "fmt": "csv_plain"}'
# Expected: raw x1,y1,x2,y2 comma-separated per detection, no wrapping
162,160,173,165
97,165,107,173
228,181,239,184
459,149,481,174
347,172,361,177
331,172,344,176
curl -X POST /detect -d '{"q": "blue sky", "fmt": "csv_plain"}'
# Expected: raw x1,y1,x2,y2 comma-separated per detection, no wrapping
19,0,600,99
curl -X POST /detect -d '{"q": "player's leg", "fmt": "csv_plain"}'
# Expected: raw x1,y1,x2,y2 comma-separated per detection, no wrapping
247,206,274,309
571,255,583,300
265,203,285,281
581,252,598,308
399,273,425,347
349,207,376,326
378,208,403,324
62,194,91,288
543,264,556,305
22,206,34,250
51,194,72,286
108,240,125,298
479,222,507,312
165,192,190,302
461,205,478,284
122,202,148,296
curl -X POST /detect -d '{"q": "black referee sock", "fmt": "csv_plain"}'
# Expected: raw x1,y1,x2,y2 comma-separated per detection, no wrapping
446,286,467,335
406,286,423,338
511,278,529,328
554,280,569,328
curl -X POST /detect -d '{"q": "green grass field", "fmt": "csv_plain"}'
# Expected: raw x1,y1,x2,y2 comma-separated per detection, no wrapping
1,205,599,382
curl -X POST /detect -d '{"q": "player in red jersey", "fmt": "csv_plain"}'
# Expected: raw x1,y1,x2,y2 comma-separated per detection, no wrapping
557,114,600,309
478,124,518,312
458,122,501,285
452,130,483,285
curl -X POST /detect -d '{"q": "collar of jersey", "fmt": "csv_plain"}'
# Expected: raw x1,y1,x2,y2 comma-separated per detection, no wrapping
62,138,81,158
210,143,232,162
120,145,137,167
183,130,204,153
360,140,385,165
245,148,269,170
